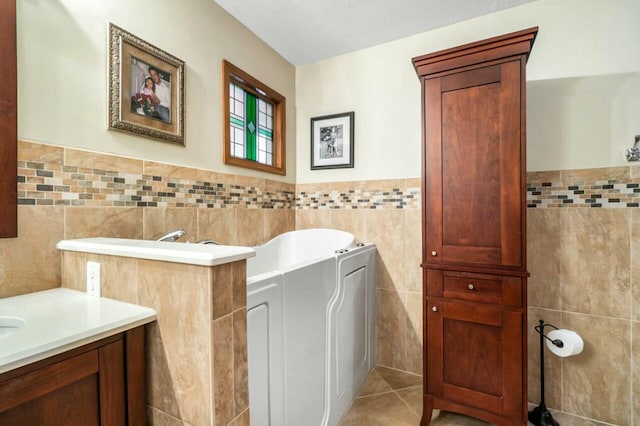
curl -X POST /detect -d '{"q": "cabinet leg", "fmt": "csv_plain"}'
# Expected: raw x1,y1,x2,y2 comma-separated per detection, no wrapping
420,395,433,425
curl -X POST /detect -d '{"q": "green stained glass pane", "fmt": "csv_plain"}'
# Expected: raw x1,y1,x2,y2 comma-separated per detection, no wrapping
230,116,244,127
258,128,272,139
245,92,257,161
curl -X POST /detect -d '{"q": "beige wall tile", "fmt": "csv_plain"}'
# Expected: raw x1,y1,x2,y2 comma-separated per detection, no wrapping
235,175,265,190
377,289,407,371
366,209,406,291
404,292,423,375
232,408,250,426
330,209,367,241
138,260,212,426
235,209,265,246
295,209,331,230
264,209,295,241
18,140,63,164
65,148,143,174
527,209,563,310
212,314,235,426
562,312,631,425
630,165,640,179
146,406,187,426
233,309,249,417
527,307,562,410
212,263,233,320
404,209,422,293
232,261,247,310
265,179,294,194
633,322,640,424
631,210,640,322
560,209,630,318
363,179,406,192
143,161,197,181
561,166,630,185
295,183,317,194
143,208,196,241
145,323,181,420
61,251,86,292
196,169,236,185
526,171,562,185
91,254,138,304
403,178,421,189
197,208,236,245
65,207,143,239
0,206,63,298
330,181,365,193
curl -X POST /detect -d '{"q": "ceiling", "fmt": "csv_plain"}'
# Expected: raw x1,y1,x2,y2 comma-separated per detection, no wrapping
213,0,538,66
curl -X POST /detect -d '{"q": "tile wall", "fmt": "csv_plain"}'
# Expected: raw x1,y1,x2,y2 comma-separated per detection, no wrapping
0,140,295,299
527,167,639,426
4,141,639,425
61,251,249,425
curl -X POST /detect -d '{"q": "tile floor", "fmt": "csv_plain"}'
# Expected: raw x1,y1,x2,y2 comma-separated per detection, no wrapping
339,367,608,426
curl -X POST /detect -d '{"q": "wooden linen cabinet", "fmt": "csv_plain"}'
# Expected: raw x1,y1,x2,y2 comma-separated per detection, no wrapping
412,28,538,425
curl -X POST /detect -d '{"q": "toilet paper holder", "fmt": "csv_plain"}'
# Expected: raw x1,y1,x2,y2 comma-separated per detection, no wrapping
535,321,564,349
529,319,561,426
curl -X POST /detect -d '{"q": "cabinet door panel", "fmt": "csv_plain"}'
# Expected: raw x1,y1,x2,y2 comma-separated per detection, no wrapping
426,298,523,418
424,61,522,269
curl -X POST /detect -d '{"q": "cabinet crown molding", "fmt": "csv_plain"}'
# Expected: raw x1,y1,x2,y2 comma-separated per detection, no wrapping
412,27,538,78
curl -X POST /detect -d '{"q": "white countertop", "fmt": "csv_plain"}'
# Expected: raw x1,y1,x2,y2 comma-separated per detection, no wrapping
57,238,255,266
0,288,156,374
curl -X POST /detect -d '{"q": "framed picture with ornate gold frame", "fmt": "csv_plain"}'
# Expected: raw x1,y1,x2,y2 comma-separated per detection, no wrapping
108,23,185,145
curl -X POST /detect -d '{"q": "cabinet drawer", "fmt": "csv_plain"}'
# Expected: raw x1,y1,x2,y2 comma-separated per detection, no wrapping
426,269,523,307
443,275,502,304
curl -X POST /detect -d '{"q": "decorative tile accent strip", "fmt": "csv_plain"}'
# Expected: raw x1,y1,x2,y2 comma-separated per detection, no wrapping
17,160,295,209
527,176,640,208
296,187,420,210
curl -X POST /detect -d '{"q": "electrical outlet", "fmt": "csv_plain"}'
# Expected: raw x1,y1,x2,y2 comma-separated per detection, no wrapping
86,261,101,297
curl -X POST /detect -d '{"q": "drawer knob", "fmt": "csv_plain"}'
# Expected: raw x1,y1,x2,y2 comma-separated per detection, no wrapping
468,284,475,290
431,250,437,257
432,306,438,312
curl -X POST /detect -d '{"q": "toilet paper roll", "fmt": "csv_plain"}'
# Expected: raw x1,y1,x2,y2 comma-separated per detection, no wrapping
546,329,584,357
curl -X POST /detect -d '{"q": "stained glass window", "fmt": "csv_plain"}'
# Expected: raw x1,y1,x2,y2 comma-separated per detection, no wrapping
223,61,285,175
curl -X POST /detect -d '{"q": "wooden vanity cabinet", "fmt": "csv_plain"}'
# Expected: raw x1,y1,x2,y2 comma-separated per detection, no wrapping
0,327,146,426
413,28,537,426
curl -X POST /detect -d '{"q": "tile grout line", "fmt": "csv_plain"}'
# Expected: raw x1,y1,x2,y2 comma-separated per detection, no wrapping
392,388,421,420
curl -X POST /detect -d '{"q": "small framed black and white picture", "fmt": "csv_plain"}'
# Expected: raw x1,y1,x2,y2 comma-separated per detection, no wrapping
310,111,354,170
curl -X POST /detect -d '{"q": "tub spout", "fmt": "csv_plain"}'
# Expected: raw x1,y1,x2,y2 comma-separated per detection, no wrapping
157,229,186,242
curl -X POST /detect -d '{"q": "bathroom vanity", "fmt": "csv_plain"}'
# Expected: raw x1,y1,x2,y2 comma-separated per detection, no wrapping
0,288,156,425
413,28,537,425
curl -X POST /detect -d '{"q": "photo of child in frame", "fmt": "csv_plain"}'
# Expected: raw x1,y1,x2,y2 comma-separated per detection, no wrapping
130,57,172,124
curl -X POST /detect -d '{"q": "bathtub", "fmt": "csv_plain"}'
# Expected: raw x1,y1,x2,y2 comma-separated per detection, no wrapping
246,228,377,426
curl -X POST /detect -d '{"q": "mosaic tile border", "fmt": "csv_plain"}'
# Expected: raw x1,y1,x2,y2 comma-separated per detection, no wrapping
17,160,295,209
295,187,420,210
527,178,640,208
17,142,640,210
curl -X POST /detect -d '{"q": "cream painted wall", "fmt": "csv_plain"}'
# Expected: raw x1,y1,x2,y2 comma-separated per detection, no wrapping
17,0,297,182
528,73,640,171
295,0,640,183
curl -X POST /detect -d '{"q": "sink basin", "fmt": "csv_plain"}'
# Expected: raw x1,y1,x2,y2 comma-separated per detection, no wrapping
0,316,24,340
